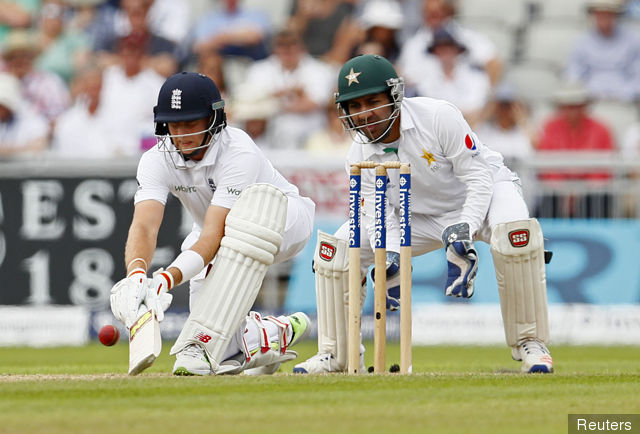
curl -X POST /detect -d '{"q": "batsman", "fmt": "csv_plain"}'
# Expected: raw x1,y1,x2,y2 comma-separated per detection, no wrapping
294,54,553,374
109,72,315,375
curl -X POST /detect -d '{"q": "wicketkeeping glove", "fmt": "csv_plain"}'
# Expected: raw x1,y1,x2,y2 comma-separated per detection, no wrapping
144,268,174,322
371,251,401,311
442,222,478,298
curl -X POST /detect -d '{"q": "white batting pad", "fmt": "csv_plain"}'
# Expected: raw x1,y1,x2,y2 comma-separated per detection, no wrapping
314,231,355,370
169,184,288,372
490,218,550,346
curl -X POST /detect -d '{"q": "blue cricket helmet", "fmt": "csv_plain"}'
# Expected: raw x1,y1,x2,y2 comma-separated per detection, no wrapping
154,71,226,135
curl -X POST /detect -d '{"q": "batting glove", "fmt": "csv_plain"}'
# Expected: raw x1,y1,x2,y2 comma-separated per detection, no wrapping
371,251,402,311
442,223,478,298
110,268,148,328
144,268,174,322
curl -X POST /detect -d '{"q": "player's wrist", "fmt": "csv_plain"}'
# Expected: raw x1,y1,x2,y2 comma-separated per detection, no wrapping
127,267,147,279
168,249,205,285
127,257,148,271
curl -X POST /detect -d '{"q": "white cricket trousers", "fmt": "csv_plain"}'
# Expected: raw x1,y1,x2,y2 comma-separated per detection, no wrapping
335,177,529,272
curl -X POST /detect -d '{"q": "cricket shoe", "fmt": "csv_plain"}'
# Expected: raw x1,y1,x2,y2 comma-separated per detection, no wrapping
292,352,366,374
173,344,212,376
287,312,311,347
292,353,341,374
511,339,554,373
243,312,311,376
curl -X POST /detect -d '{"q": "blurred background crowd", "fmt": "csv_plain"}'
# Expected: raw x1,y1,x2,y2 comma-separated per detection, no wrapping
1,0,640,218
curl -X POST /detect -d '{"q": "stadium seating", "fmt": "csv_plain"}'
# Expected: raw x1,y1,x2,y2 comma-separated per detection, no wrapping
457,0,528,28
590,100,640,148
458,17,519,61
504,61,561,104
520,20,586,70
532,0,591,23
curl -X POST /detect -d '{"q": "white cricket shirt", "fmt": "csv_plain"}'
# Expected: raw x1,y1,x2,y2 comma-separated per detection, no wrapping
134,126,303,231
347,97,514,249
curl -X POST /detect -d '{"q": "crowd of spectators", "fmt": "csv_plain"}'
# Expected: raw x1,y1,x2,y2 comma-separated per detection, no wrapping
1,0,640,216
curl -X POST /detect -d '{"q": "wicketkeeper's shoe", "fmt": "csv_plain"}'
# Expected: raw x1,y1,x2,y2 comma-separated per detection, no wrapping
292,352,366,374
511,339,554,373
292,353,341,374
287,312,311,347
173,344,213,376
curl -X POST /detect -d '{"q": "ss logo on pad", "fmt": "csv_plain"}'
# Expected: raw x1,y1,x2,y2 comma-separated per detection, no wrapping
509,229,529,247
319,242,336,261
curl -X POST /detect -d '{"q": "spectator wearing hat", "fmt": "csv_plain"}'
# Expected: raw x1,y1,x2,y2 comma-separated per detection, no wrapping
1,29,72,128
323,0,404,66
566,0,640,102
358,0,404,64
228,85,277,149
0,72,49,158
403,26,490,124
399,0,503,87
536,80,615,217
244,27,334,149
538,81,614,156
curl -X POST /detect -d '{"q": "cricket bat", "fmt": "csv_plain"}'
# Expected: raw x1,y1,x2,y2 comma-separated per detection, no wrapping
128,308,162,375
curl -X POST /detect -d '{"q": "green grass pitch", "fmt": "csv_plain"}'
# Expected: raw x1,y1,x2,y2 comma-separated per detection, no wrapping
1,342,638,434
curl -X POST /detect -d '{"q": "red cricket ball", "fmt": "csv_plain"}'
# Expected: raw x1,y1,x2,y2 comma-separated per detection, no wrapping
99,325,120,346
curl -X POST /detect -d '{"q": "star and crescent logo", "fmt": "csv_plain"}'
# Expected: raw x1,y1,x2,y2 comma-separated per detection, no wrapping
421,148,436,166
345,68,361,86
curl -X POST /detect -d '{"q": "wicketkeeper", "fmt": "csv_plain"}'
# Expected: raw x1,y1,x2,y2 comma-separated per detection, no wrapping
109,72,315,375
294,54,553,374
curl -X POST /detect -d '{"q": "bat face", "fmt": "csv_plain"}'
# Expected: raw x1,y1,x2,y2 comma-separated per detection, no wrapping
128,309,162,375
